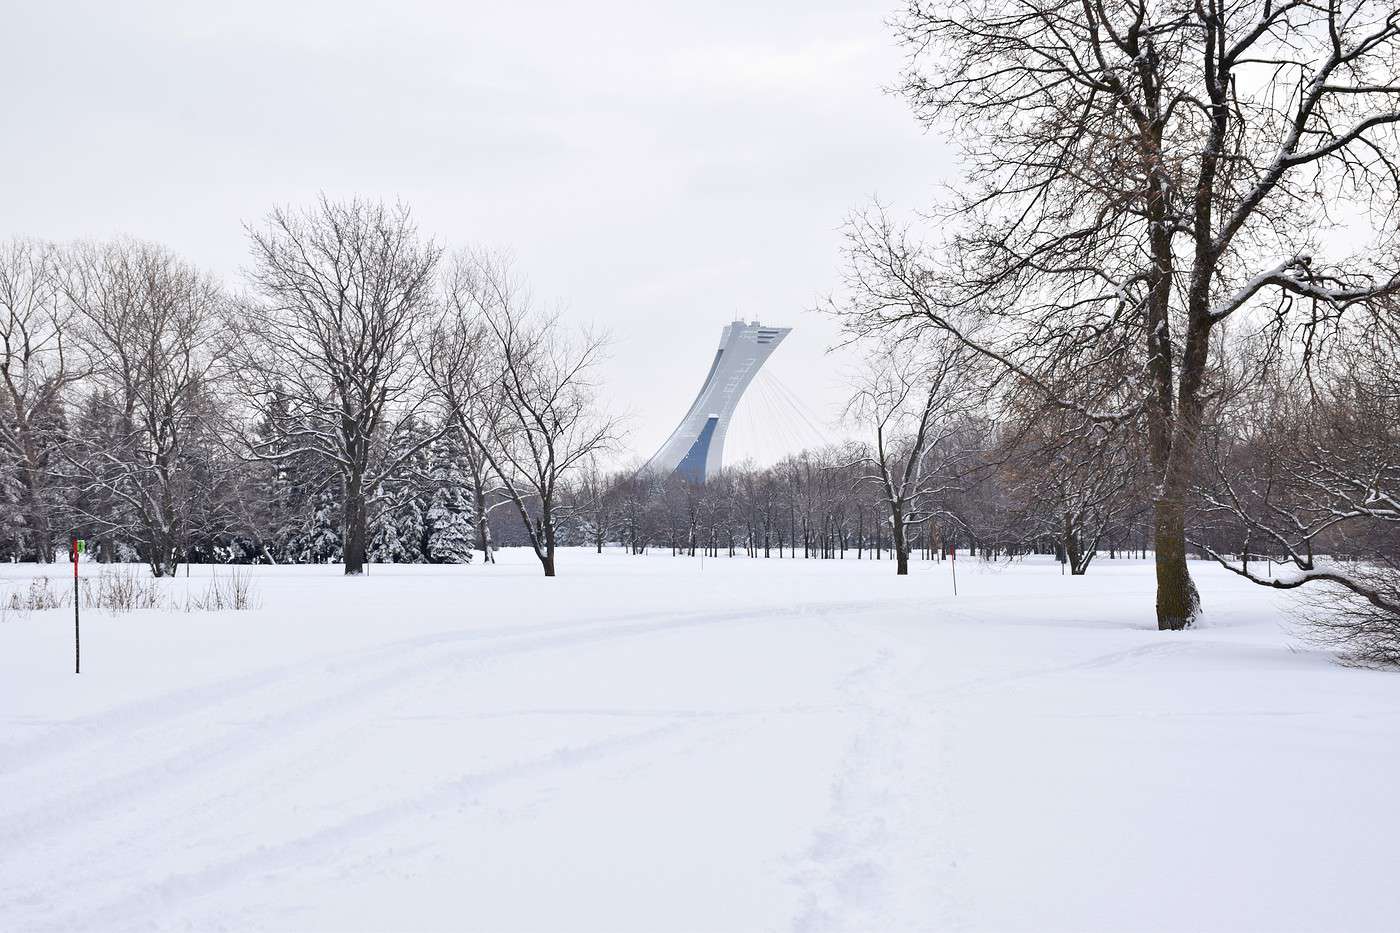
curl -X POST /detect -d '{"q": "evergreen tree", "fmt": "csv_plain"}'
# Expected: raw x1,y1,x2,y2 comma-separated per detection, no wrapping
368,509,407,563
290,490,342,564
254,391,329,564
370,498,426,563
426,439,474,564
368,417,432,564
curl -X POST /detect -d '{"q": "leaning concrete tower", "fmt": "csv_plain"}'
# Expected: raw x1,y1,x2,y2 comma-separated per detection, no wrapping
644,321,791,483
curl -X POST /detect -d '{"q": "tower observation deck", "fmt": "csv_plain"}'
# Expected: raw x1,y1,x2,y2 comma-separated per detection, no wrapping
644,320,792,483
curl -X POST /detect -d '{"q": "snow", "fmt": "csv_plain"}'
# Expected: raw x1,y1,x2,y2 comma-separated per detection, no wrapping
2,551,1398,932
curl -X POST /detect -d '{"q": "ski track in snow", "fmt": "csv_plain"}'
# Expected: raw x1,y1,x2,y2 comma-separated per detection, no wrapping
5,597,896,785
2,604,787,832
2,591,933,931
28,721,708,933
4,554,1400,932
2,595,929,775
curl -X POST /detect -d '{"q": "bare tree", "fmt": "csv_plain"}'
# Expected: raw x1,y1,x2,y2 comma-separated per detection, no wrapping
63,239,236,576
424,251,616,576
845,337,979,574
239,196,443,575
418,268,511,565
571,454,618,554
830,0,1400,628
0,238,82,562
998,407,1143,575
460,428,509,563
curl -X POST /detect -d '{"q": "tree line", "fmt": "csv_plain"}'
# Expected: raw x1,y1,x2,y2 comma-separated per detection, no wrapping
0,197,614,578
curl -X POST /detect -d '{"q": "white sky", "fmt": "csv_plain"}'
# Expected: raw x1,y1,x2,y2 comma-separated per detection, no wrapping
1,0,954,467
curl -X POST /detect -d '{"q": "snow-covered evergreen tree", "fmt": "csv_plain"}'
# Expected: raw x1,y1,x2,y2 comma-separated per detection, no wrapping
367,419,433,564
252,391,328,564
291,491,342,564
426,439,474,564
368,508,408,563
370,496,427,563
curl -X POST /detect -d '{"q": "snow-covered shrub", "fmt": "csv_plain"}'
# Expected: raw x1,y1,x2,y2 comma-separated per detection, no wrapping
187,569,258,612
88,566,163,612
0,567,259,615
4,577,64,612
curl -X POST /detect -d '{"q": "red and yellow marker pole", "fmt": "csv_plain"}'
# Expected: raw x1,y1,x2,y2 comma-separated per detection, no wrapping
72,536,81,674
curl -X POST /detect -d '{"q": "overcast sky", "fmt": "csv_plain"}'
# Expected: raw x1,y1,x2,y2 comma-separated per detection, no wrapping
2,0,955,467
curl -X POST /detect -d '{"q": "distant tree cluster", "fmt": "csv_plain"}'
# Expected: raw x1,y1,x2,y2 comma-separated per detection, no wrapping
567,344,1158,579
0,198,614,577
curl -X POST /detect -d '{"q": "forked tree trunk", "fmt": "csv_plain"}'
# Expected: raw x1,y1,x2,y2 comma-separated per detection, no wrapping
468,457,495,563
145,525,179,578
1063,511,1092,576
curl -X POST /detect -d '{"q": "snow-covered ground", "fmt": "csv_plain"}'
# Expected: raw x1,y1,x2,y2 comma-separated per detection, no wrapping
2,550,1397,932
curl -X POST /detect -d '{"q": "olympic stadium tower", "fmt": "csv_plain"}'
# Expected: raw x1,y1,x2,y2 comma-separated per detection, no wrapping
644,321,792,483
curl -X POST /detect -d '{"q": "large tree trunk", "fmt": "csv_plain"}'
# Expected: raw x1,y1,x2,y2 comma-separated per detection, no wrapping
343,472,367,575
481,512,495,564
542,517,556,577
30,505,53,563
146,529,178,578
1152,496,1198,630
470,464,494,563
20,464,53,563
18,432,54,563
1063,511,1092,576
891,511,909,576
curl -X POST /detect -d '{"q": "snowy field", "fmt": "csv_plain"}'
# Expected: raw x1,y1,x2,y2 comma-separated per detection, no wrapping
2,550,1398,933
